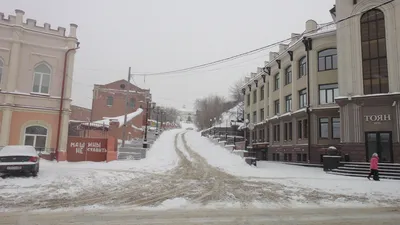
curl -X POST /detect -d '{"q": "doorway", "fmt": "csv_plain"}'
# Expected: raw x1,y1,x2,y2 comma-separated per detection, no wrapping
365,132,393,163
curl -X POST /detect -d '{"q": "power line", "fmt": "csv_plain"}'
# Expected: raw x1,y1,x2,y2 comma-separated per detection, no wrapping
128,0,395,77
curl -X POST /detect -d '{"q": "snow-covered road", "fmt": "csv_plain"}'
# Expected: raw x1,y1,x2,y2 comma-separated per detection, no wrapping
1,129,400,213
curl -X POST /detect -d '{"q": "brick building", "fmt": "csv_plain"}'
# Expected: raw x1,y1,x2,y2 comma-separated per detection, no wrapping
90,79,151,140
70,105,91,121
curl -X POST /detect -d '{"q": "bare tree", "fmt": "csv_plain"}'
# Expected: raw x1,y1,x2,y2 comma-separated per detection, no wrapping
229,77,245,104
151,106,179,123
194,94,229,129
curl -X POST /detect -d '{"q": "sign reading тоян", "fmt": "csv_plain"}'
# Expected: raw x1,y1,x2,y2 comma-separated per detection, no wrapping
364,114,391,122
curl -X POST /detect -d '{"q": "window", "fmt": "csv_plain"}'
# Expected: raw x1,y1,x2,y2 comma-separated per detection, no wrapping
302,154,307,162
299,56,307,78
288,122,293,140
319,118,329,138
274,124,280,142
285,66,292,85
106,96,113,106
266,127,270,142
297,153,302,162
259,129,265,142
318,49,338,71
253,111,257,123
129,98,135,108
247,94,250,106
24,125,47,151
332,117,340,139
274,73,280,91
260,108,264,121
304,119,308,139
260,86,264,101
253,90,257,103
246,114,250,122
361,9,388,94
32,63,51,94
299,89,307,108
285,95,292,112
274,100,280,115
0,58,3,83
319,84,339,104
284,123,288,141
297,120,303,139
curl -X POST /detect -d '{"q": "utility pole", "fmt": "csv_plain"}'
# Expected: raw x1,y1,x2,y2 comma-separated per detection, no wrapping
121,67,132,148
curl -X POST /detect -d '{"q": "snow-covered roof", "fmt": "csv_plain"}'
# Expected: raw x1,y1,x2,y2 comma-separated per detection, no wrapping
82,108,143,128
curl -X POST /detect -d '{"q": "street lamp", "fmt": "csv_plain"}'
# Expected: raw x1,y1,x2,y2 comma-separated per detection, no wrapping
143,101,156,148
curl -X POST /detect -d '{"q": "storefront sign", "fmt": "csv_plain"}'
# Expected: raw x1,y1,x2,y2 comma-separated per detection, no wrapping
364,114,391,123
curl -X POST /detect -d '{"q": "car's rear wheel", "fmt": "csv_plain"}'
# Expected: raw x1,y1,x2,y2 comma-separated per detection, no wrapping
31,166,39,177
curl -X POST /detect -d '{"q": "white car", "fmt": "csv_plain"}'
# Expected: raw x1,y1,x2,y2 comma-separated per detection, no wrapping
0,145,40,177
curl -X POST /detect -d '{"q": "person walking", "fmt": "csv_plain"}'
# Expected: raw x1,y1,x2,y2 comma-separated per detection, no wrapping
367,153,380,181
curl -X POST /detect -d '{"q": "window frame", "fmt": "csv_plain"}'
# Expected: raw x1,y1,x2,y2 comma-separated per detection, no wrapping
252,111,257,123
260,85,264,101
285,94,292,112
260,108,264,121
32,63,52,94
274,73,280,91
331,117,340,139
247,94,251,106
253,90,257,103
361,9,389,95
299,56,307,78
106,96,114,106
318,49,338,71
285,66,292,85
24,125,48,152
297,120,302,139
319,83,339,105
319,117,329,139
299,89,307,108
274,99,280,115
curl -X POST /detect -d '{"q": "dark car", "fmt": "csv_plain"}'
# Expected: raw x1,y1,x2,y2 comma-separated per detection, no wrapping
0,145,40,177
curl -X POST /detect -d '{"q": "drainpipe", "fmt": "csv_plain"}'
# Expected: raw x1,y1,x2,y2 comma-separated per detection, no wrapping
302,37,312,163
55,42,80,162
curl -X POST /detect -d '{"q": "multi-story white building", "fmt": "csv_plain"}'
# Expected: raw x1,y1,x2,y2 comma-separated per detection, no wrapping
243,0,400,164
0,9,78,160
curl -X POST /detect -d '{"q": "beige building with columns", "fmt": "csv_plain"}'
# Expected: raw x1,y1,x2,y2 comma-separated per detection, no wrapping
0,9,78,160
243,0,400,164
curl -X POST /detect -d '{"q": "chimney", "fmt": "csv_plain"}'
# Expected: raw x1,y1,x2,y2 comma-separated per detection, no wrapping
15,9,24,25
69,23,78,38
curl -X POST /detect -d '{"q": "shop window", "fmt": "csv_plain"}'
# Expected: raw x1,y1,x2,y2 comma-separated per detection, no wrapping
319,118,329,138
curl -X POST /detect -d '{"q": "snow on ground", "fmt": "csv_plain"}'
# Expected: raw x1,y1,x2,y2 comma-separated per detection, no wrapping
0,129,181,206
184,131,400,204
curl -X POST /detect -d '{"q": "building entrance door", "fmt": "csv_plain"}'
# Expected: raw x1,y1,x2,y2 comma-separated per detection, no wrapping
365,132,393,163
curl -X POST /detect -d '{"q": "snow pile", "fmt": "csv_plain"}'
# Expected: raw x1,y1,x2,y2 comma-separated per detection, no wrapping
0,129,181,208
185,131,400,202
82,108,143,128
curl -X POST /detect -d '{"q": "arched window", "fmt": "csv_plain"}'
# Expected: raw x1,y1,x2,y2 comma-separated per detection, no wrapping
24,125,47,151
0,58,3,83
299,57,307,78
361,9,388,94
106,96,113,106
129,98,135,108
318,49,337,71
33,63,51,94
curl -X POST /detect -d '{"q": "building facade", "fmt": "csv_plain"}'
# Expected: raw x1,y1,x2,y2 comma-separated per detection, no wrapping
243,0,400,164
70,105,91,121
243,19,339,163
178,105,194,123
91,79,151,140
335,0,400,163
0,9,78,159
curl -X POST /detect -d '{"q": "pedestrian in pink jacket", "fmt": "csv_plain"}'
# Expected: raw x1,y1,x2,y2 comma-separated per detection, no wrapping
367,153,380,181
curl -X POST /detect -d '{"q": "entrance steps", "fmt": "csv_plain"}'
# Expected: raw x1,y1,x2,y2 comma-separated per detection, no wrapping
328,162,400,180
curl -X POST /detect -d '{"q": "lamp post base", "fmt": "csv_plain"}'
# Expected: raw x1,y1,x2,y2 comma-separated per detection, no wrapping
143,140,148,148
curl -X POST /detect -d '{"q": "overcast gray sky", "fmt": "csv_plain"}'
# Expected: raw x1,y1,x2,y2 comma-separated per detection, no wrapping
3,0,334,110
